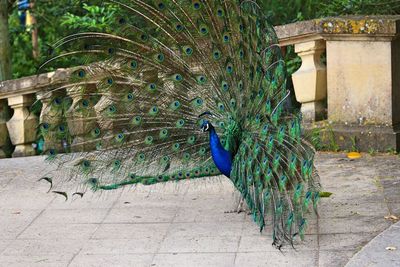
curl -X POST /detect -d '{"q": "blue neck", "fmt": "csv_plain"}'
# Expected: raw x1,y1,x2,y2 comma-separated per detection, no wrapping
209,128,232,177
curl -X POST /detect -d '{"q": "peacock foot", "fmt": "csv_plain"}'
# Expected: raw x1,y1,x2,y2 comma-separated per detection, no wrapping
224,197,249,214
272,240,283,251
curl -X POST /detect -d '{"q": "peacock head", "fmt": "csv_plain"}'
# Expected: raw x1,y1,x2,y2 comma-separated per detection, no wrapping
200,120,214,132
199,111,215,132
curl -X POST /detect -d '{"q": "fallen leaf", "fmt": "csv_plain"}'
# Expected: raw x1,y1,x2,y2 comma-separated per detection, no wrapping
386,246,396,251
384,215,399,222
347,152,361,159
319,192,333,198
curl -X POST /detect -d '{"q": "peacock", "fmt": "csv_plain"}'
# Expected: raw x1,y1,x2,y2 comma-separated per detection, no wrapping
37,0,321,247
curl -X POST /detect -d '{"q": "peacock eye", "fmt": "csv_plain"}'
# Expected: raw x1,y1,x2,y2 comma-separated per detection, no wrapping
223,34,230,42
186,47,192,54
158,3,165,10
141,34,148,41
82,99,89,107
175,74,182,81
157,53,164,62
130,60,138,69
54,97,62,105
78,70,85,78
42,123,49,130
176,24,183,31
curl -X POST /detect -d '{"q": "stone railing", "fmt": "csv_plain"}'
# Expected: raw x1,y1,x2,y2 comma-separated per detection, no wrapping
275,16,400,151
0,16,400,157
0,69,71,157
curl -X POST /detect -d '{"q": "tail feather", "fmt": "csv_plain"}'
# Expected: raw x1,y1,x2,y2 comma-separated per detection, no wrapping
36,0,320,246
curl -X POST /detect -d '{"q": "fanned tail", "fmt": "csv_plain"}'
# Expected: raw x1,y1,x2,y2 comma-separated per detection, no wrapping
35,0,321,246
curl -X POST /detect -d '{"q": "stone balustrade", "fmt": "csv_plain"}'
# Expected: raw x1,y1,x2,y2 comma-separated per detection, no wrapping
0,69,71,157
275,16,400,151
0,16,400,157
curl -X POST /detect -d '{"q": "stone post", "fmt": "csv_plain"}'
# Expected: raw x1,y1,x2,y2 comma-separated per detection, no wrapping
6,94,38,157
292,40,327,123
0,99,10,158
67,85,97,152
321,17,400,151
37,90,65,152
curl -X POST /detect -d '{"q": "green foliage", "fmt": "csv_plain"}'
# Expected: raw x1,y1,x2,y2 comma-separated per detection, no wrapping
260,0,400,76
260,0,327,25
319,0,400,16
350,136,359,152
8,21,35,78
61,3,118,32
260,0,400,25
8,0,400,78
8,0,119,79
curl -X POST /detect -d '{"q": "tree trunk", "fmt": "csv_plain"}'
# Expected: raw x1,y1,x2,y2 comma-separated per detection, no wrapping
0,0,11,81
31,0,39,59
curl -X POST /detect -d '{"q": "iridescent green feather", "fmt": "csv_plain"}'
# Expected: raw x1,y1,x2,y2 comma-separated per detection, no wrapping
37,0,320,247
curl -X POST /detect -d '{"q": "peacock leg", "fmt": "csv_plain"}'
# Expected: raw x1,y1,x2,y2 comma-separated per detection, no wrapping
224,196,248,214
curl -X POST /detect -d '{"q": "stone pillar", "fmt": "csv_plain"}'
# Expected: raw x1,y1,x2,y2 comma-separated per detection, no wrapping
292,40,327,123
37,90,65,152
325,36,399,151
0,99,10,158
67,85,97,152
326,39,393,124
6,94,38,157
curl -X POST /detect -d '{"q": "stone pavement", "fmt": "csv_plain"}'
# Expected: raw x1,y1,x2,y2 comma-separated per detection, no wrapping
345,221,400,267
0,152,399,267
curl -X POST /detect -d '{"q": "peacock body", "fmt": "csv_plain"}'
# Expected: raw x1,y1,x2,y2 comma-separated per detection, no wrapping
38,0,320,247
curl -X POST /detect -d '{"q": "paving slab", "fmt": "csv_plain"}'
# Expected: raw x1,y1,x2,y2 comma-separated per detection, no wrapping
0,153,399,266
345,222,400,267
152,253,236,267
